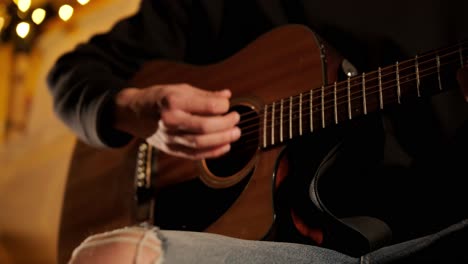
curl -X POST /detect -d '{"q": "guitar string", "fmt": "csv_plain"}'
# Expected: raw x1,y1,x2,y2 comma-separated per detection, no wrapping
235,57,463,131
236,42,467,123
232,59,462,145
242,58,460,129
239,57,462,134
210,42,468,153
231,91,432,152
234,47,467,126
231,73,457,155
229,87,406,152
305,44,467,100
228,91,404,150
239,60,458,138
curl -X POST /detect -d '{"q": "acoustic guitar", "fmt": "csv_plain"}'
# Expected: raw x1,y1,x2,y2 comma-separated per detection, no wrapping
58,24,467,263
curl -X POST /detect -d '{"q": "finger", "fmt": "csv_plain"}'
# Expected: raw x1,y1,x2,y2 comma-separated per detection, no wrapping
162,85,231,114
186,85,232,98
198,88,232,98
165,143,232,160
161,110,240,133
145,126,233,160
168,127,241,149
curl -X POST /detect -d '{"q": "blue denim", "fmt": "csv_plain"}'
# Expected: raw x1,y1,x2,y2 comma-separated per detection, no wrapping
156,218,468,264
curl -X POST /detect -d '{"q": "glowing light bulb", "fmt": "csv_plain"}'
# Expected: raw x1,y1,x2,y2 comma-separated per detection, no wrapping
17,0,31,12
77,0,90,5
16,22,30,38
0,17,4,32
58,5,74,22
32,8,46,25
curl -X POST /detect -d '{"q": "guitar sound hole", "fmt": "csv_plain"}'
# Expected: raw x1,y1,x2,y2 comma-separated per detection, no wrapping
205,105,259,177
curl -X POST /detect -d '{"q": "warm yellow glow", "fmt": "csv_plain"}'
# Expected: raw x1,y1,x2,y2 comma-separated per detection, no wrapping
0,17,4,32
17,0,31,12
58,5,74,21
16,22,30,38
32,8,46,25
77,0,90,5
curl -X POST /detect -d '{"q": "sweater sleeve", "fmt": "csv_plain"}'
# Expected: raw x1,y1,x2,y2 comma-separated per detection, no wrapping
47,0,192,148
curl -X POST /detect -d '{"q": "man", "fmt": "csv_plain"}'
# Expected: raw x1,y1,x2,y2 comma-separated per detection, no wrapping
48,0,468,263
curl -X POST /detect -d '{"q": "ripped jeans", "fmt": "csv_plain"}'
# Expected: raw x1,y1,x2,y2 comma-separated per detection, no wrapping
68,219,468,264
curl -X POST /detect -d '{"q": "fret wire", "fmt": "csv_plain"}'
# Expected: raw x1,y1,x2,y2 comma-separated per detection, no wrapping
436,55,442,90
347,77,352,119
362,72,367,115
289,96,293,139
263,105,267,148
334,82,338,124
271,102,275,145
299,93,303,136
378,67,383,109
280,99,283,142
415,55,421,97
396,61,401,104
321,85,325,128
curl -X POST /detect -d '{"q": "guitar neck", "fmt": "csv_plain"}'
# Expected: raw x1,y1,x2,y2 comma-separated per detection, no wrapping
260,41,467,149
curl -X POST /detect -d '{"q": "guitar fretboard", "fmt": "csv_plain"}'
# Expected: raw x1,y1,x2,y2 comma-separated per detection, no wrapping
258,42,467,148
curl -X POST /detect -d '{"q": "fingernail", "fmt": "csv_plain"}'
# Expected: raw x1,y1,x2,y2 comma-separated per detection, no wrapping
234,112,241,123
220,89,232,97
232,127,241,139
224,144,231,152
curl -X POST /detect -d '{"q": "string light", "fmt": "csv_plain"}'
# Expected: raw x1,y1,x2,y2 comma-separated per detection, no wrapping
0,4,6,33
77,0,90,5
2,0,90,45
32,8,46,25
58,5,74,21
0,17,4,32
17,0,31,13
16,21,30,38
